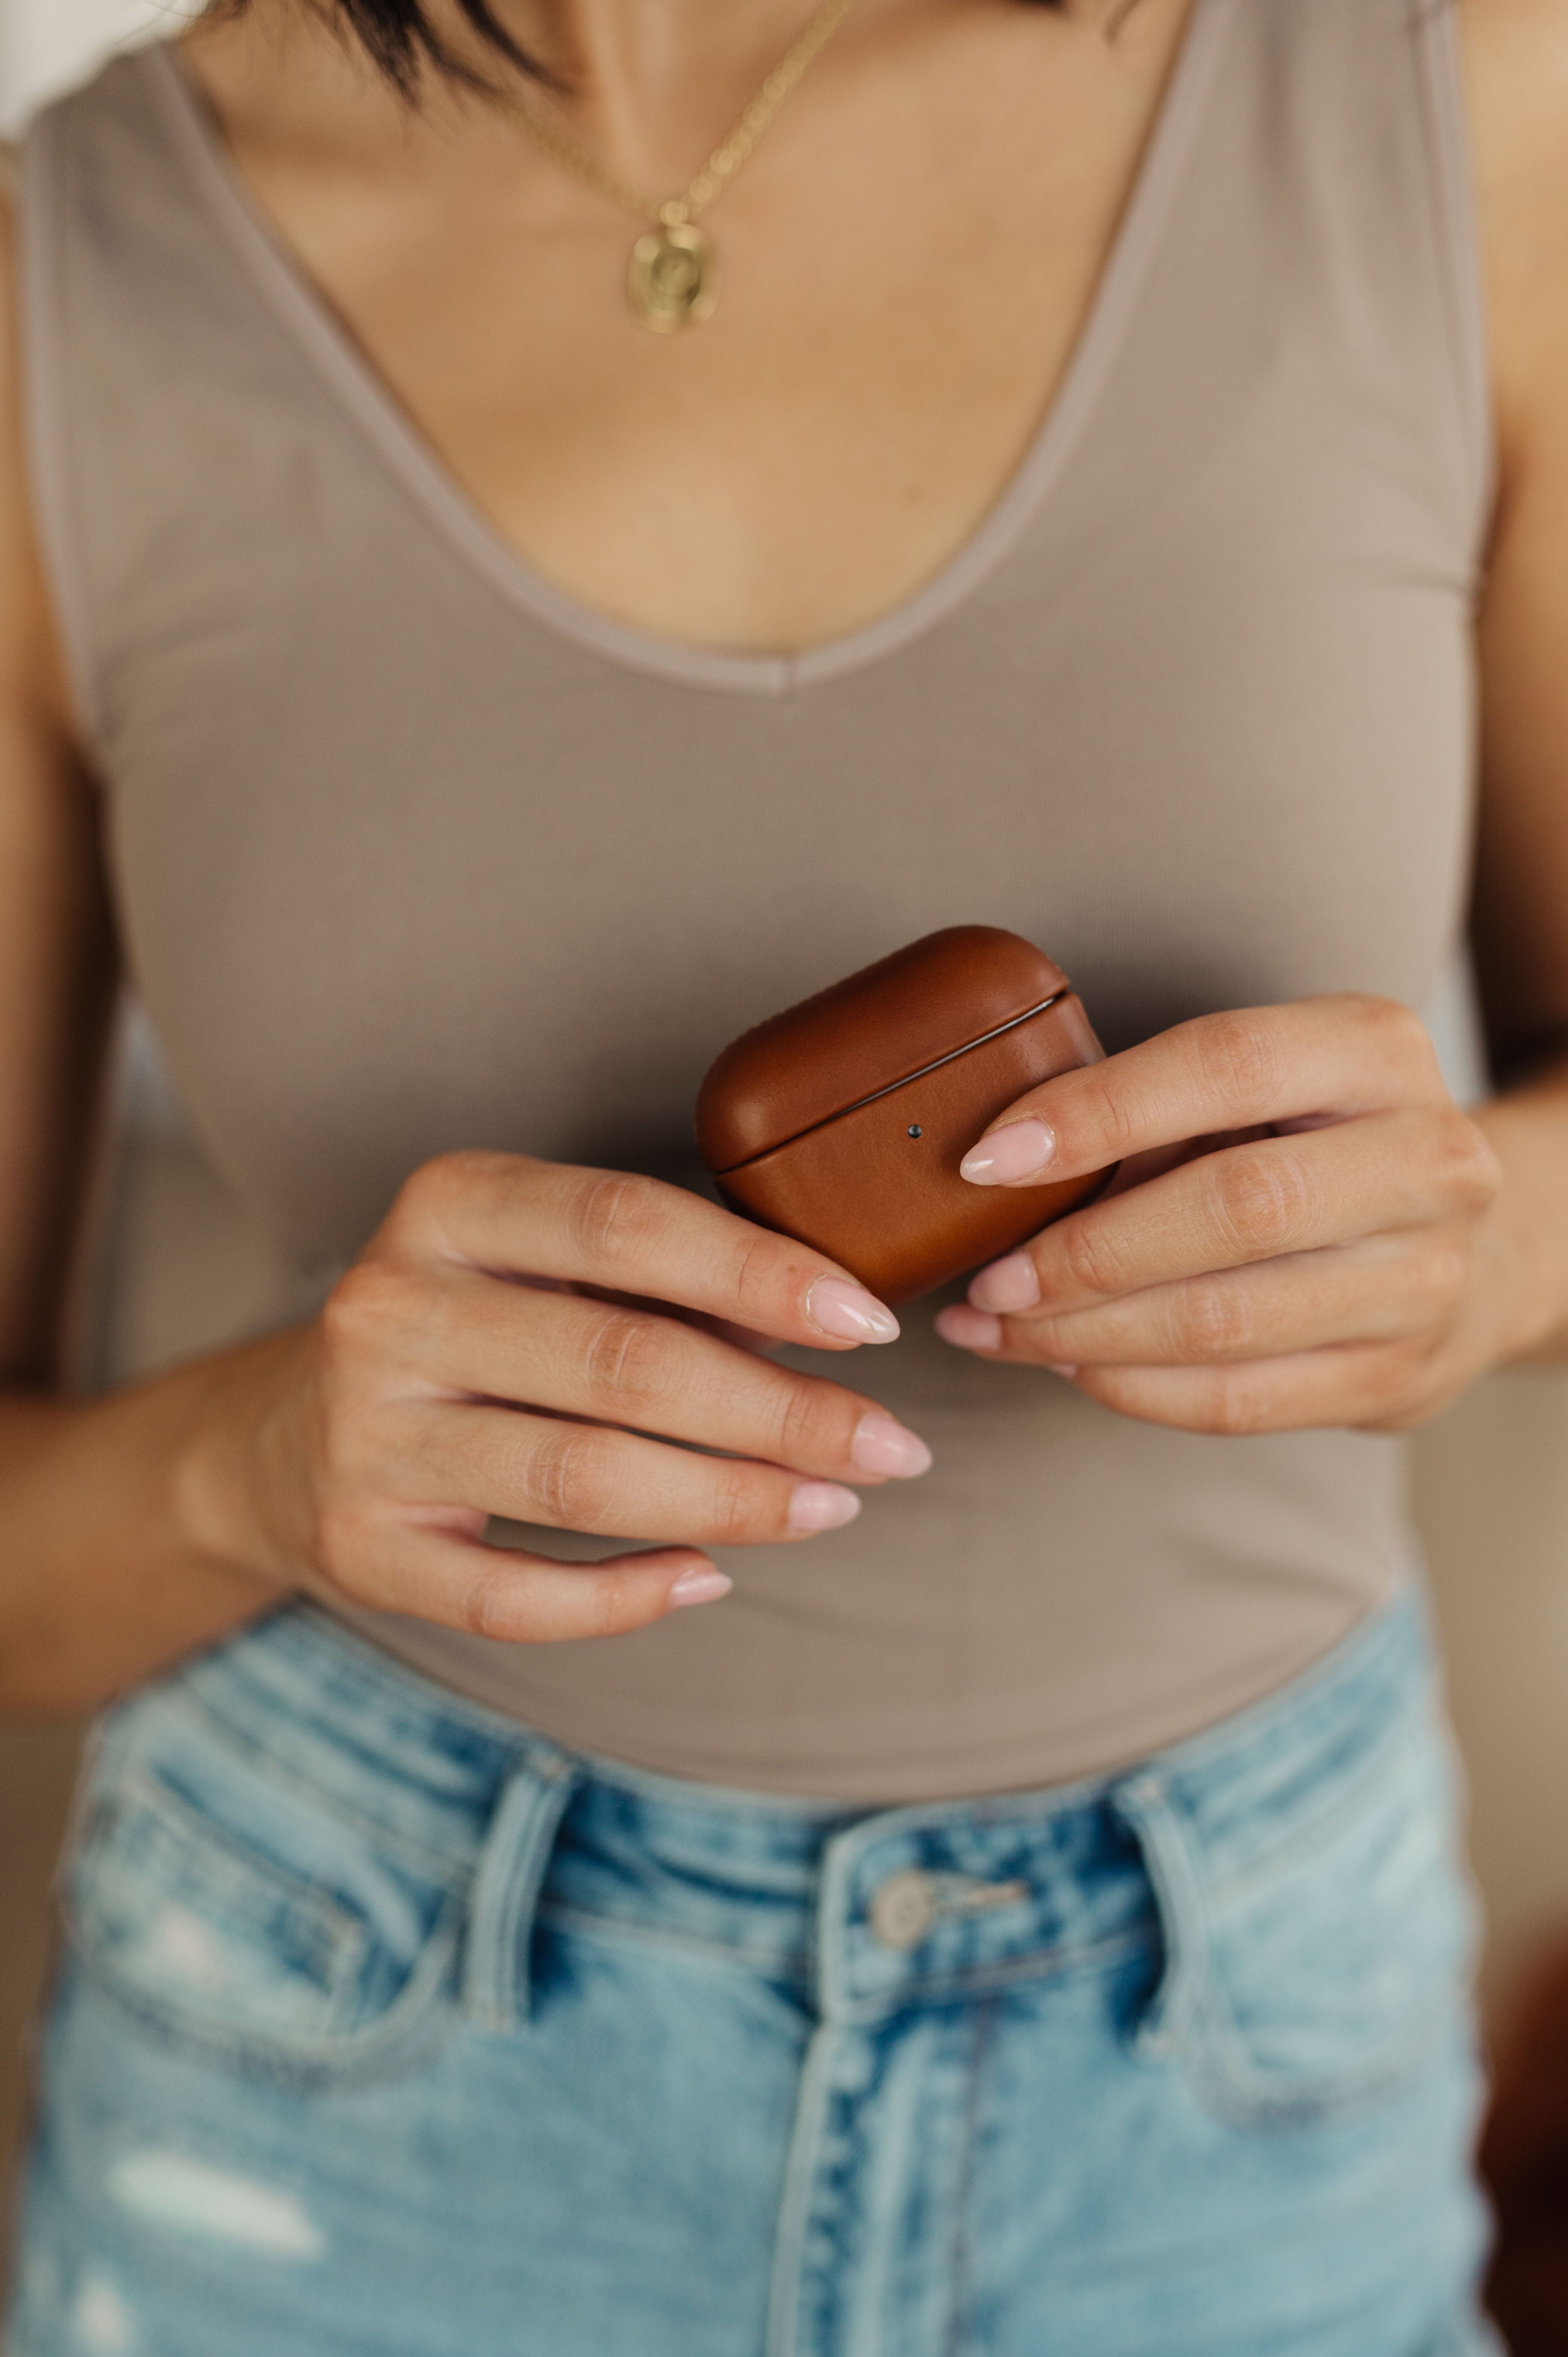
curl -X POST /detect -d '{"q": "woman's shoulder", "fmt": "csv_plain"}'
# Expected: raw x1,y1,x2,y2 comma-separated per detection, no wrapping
1459,0,1568,476
1460,0,1568,232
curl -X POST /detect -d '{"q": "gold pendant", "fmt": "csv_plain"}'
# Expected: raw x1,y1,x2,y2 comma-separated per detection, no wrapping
627,221,718,334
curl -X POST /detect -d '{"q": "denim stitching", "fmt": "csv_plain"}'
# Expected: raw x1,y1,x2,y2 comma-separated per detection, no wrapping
462,1756,579,2031
1119,1747,1467,2127
61,1887,465,2092
72,1765,370,2015
1178,1695,1442,1905
943,1996,995,2357
176,1683,480,1882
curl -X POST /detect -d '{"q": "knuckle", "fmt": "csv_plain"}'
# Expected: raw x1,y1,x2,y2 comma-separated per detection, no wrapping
320,1257,410,1361
730,1230,805,1329
585,1571,638,1639
581,1308,672,1413
524,1424,619,1530
1209,1147,1310,1256
773,1377,847,1471
391,1150,493,1231
568,1170,665,1272
697,1460,761,1547
460,1563,530,1643
1372,995,1435,1063
1441,1117,1504,1210
1071,1064,1143,1160
384,1157,448,1234
1197,1010,1288,1117
1198,1370,1270,1436
1175,1277,1252,1360
1057,1214,1130,1298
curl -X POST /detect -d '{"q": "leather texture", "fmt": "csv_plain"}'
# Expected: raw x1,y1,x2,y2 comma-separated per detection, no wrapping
699,931,1109,1302
695,927,1071,1171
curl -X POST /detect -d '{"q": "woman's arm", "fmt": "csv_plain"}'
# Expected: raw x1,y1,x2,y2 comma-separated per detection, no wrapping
933,0,1568,1420
1462,0,1568,1353
0,190,296,1705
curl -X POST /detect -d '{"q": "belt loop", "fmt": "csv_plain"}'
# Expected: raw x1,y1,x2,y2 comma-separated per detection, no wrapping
462,1746,580,2033
1112,1771,1209,2059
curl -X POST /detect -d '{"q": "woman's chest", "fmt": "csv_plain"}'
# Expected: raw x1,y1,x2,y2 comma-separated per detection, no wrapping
187,0,1194,651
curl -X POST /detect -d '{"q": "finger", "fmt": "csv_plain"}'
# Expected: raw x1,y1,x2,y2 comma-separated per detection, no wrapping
330,1527,734,1644
376,1271,933,1483
955,1231,1460,1367
380,1154,901,1352
1059,1342,1435,1436
966,1109,1495,1317
394,1401,867,1546
957,997,1451,1190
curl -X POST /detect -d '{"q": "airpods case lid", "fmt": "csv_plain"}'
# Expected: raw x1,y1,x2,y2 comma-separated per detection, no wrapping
693,927,1109,1305
695,926,1071,1173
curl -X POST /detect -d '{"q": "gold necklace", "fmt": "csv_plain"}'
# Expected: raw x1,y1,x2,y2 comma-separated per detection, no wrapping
507,0,861,333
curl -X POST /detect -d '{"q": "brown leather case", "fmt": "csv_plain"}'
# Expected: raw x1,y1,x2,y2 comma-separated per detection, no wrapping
695,926,1113,1304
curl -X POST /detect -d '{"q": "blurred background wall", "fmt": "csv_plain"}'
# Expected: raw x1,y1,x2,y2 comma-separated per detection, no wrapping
3,0,1568,2319
0,0,194,132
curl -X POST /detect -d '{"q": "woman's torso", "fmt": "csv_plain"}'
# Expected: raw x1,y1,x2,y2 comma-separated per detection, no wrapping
18,0,1488,1797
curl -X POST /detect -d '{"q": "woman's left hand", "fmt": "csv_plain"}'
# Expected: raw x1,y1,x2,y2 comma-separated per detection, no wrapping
935,994,1524,1434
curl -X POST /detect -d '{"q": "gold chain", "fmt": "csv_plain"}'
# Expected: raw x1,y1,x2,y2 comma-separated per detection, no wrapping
506,0,861,232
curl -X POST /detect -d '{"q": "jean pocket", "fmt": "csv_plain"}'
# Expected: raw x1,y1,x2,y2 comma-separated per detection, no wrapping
1118,1707,1478,2130
64,1685,464,2089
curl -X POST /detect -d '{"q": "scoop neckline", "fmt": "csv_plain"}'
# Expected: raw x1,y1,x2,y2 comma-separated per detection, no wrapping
141,0,1234,700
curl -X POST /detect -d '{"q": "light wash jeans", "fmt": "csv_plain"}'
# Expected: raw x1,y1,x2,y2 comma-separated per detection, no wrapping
6,1584,1498,2357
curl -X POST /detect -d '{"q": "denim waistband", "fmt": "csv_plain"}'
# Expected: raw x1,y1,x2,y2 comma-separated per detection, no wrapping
140,1577,1436,2034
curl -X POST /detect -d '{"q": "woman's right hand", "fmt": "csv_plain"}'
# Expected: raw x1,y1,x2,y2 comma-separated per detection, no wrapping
180,1152,932,1644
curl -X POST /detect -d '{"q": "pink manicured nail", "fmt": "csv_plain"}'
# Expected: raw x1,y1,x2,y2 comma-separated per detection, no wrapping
969,1253,1041,1313
959,1120,1056,1186
1048,1364,1078,1379
789,1481,863,1534
806,1278,900,1345
934,1304,1004,1352
669,1567,733,1609
851,1413,933,1479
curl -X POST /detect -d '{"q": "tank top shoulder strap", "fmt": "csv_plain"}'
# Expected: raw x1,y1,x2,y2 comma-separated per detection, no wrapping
1266,0,1488,512
17,48,344,755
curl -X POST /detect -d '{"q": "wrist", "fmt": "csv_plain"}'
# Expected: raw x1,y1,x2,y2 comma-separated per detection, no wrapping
1470,1088,1568,1366
166,1324,317,1596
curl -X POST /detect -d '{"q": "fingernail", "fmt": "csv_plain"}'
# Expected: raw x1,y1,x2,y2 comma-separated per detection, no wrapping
851,1412,933,1479
969,1253,1041,1313
959,1119,1056,1186
788,1481,863,1534
807,1277,900,1345
934,1304,1004,1352
1048,1363,1078,1379
669,1566,733,1609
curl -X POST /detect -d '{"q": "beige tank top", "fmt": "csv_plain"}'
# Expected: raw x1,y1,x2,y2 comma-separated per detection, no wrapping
19,0,1488,1799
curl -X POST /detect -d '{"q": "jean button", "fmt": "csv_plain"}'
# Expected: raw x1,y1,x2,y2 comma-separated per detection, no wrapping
868,1869,938,1950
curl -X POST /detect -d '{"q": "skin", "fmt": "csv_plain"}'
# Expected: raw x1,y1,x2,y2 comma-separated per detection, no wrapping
0,0,1566,1710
